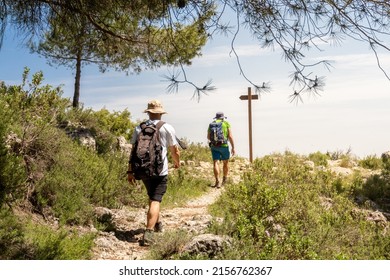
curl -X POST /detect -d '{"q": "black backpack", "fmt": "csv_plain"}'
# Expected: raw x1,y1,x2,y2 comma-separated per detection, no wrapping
209,120,227,147
130,120,165,180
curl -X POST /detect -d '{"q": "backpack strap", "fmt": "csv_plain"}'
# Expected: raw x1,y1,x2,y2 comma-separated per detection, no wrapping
155,121,165,143
156,121,165,130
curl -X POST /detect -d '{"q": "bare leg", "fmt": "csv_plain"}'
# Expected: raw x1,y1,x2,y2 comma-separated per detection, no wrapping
213,160,220,183
146,200,160,230
222,160,229,178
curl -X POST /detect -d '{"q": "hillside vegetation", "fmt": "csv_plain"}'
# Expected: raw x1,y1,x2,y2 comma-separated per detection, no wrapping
207,153,390,259
1,69,390,260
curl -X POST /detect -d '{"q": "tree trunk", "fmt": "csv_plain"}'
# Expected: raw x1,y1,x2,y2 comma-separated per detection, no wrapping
72,51,82,108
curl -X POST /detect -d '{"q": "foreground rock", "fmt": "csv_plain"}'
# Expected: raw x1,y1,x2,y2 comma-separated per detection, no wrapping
181,234,232,258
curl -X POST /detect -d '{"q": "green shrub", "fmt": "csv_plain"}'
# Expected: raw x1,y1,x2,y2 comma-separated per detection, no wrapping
359,155,383,170
339,156,355,168
352,158,390,211
179,141,211,163
357,174,390,211
213,173,287,241
0,207,27,259
61,106,136,154
327,148,352,160
0,153,26,206
164,166,210,208
147,230,193,260
92,108,135,140
0,207,95,260
308,151,329,167
24,222,95,260
1,68,69,126
0,69,71,207
35,130,133,224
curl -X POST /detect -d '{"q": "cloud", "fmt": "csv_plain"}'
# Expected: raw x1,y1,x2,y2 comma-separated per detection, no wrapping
194,44,272,67
317,52,390,69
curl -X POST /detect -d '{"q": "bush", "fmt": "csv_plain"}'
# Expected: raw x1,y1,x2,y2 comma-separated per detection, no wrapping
0,114,26,207
147,230,192,260
209,152,390,260
359,155,383,170
0,207,27,259
24,223,95,260
61,106,136,154
308,151,329,167
178,141,211,163
35,129,133,224
164,166,210,208
351,155,390,212
326,148,352,160
0,207,95,260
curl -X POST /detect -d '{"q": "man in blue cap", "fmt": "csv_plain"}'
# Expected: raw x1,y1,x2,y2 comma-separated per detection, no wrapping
207,112,235,188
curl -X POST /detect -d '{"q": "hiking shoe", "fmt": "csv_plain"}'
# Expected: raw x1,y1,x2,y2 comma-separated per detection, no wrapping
222,177,228,186
212,181,221,188
154,222,163,233
140,229,155,246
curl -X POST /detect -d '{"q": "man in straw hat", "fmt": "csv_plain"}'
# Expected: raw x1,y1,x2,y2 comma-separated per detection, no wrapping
128,99,181,246
207,111,235,188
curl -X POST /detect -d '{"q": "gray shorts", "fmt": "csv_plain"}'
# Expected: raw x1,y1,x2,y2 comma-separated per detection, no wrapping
141,175,168,202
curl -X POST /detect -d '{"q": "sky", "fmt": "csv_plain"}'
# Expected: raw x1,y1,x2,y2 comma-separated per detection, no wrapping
1,22,390,160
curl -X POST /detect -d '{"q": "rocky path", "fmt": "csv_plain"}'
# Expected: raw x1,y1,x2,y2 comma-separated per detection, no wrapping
91,185,224,260
91,158,248,260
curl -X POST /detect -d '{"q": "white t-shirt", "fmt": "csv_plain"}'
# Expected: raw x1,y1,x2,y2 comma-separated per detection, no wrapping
130,120,178,176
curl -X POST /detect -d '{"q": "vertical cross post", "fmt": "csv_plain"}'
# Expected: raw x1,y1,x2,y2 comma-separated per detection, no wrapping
239,87,259,163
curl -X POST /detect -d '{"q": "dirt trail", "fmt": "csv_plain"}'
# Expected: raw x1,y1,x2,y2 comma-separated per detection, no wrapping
91,181,225,260
91,158,250,260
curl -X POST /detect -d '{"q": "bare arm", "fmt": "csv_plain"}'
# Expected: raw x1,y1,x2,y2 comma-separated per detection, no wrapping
127,150,136,184
228,128,235,156
170,145,181,168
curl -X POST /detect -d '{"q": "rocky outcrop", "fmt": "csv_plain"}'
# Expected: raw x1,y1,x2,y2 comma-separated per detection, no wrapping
117,136,132,157
58,121,133,155
76,129,96,151
4,132,22,153
94,207,116,232
180,234,232,258
60,121,96,151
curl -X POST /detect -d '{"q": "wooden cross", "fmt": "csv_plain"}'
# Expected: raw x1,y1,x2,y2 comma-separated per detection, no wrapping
239,87,259,163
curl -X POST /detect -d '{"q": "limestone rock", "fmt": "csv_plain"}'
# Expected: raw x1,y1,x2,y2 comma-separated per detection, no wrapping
117,136,132,156
60,121,96,151
181,234,232,258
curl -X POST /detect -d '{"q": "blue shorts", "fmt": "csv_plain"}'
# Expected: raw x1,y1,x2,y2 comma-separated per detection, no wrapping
211,146,230,161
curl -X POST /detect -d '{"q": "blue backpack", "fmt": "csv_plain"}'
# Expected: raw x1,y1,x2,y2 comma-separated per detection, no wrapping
209,120,227,147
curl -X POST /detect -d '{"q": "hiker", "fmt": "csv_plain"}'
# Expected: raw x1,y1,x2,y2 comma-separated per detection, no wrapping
127,99,181,246
207,112,235,188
